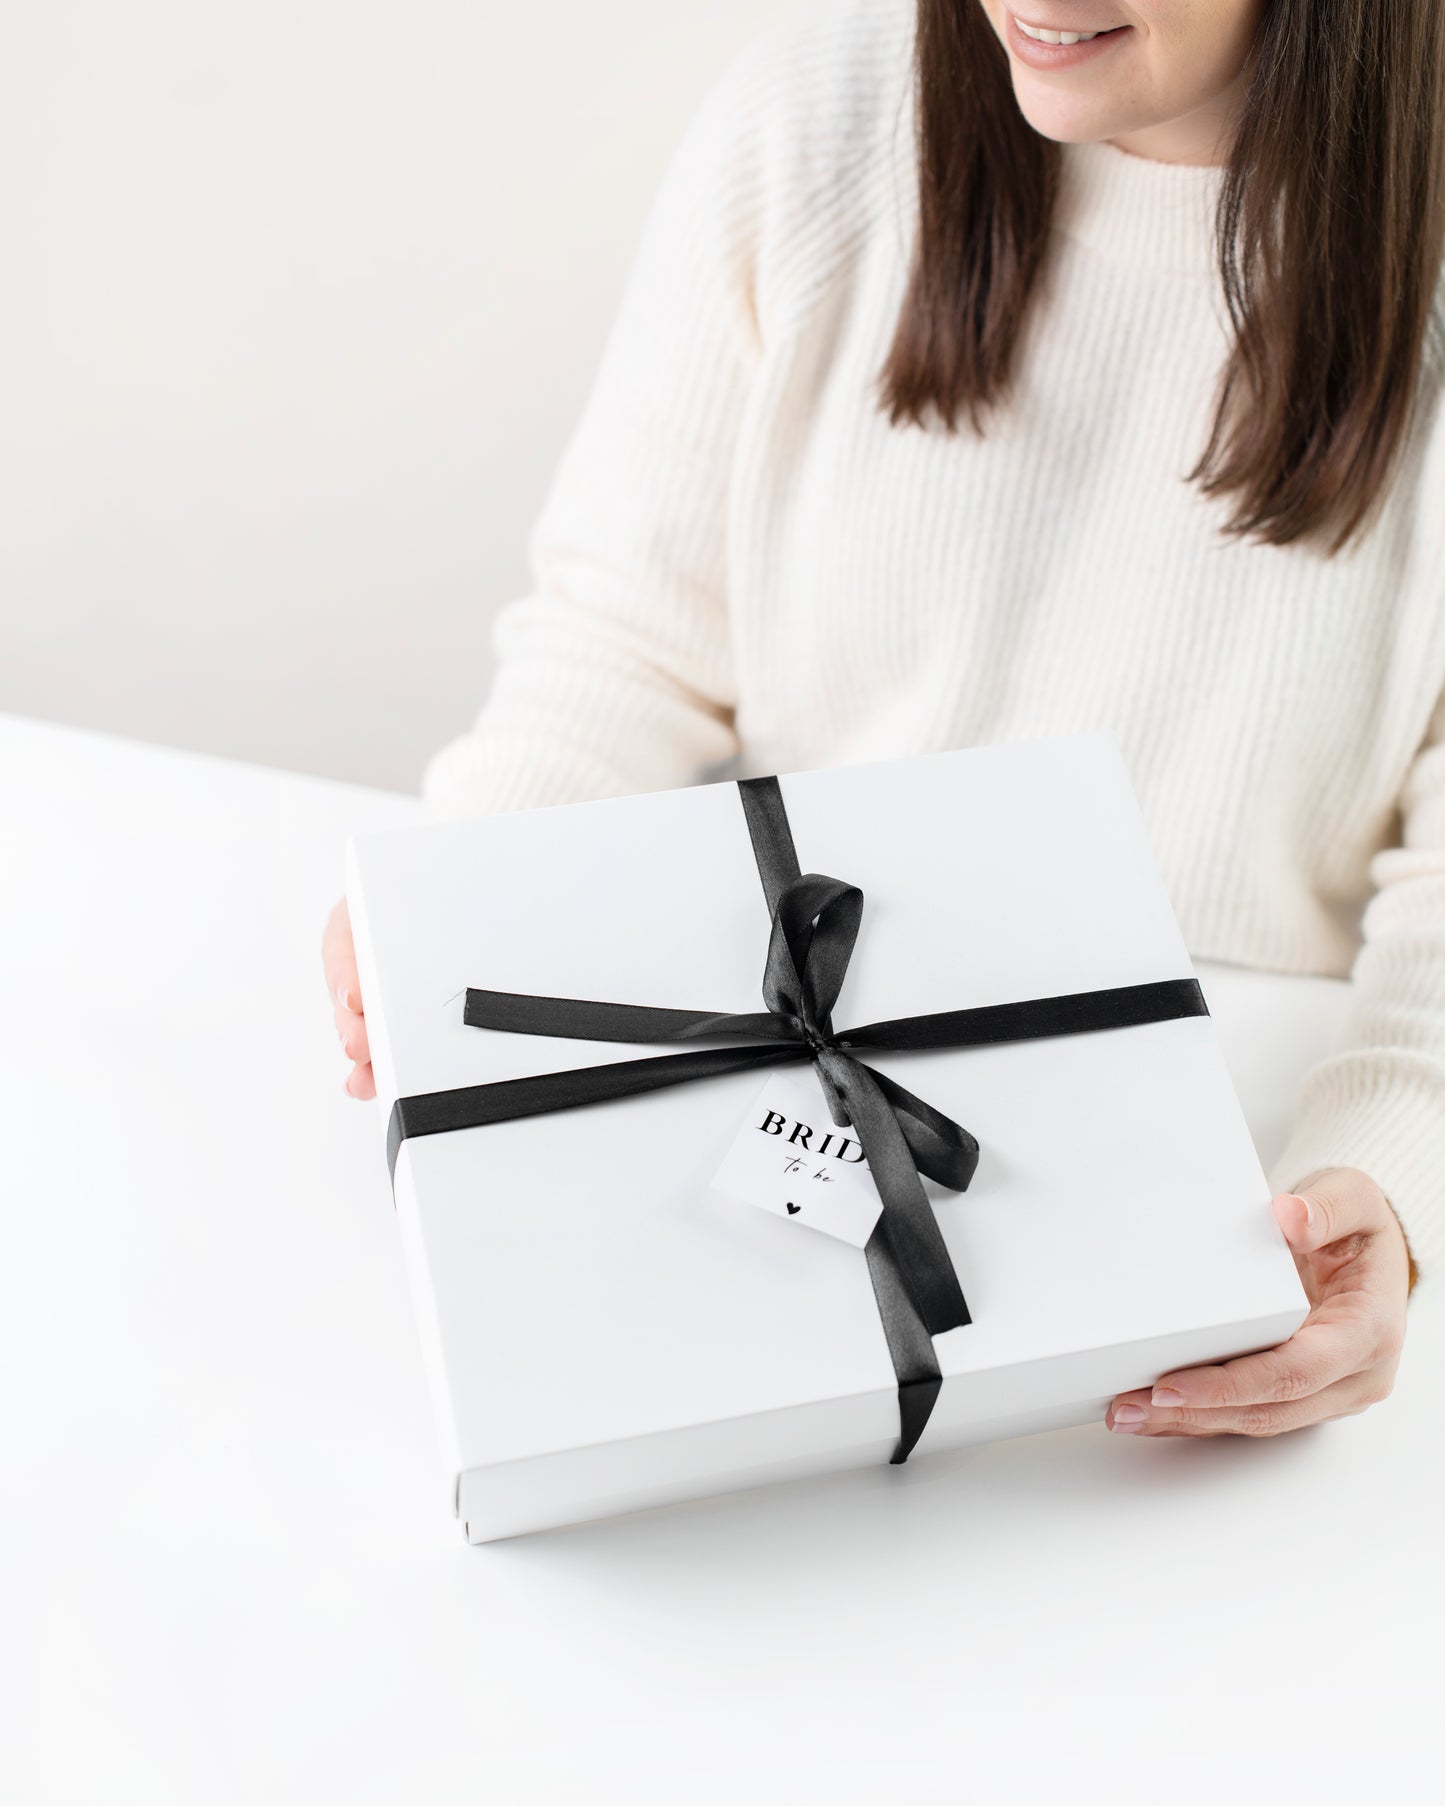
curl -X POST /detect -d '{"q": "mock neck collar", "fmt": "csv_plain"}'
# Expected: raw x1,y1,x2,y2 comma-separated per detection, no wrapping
1054,138,1225,279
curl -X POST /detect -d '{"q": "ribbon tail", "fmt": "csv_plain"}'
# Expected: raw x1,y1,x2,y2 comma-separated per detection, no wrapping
864,1229,944,1464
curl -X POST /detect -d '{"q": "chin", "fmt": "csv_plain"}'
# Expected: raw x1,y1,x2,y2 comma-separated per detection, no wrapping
1009,81,1124,144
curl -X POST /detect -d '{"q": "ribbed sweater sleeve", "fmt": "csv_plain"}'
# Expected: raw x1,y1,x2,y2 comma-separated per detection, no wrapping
418,39,773,816
1259,390,1445,1274
1266,677,1445,1276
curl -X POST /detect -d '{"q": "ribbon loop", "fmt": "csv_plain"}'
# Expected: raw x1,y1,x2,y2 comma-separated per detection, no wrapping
848,1062,980,1192
817,1051,970,1337
761,871,864,1036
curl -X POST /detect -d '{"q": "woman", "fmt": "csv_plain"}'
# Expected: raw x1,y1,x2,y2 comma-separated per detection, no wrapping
324,0,1443,1441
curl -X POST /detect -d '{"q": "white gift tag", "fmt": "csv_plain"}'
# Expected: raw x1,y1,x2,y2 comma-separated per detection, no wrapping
708,1070,883,1248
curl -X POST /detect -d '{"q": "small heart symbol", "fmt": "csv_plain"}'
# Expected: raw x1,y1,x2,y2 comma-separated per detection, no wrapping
786,1201,801,1215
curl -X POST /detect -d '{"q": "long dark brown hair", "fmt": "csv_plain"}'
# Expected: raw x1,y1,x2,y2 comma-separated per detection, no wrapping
881,1,1445,552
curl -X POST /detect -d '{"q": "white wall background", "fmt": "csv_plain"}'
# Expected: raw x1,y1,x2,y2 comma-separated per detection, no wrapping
0,1,809,791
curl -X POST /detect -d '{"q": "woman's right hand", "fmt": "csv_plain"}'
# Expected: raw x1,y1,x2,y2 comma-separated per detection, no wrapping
322,898,375,1099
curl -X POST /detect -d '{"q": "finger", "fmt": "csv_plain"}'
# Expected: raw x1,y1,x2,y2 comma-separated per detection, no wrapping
1115,1369,1390,1438
345,1061,376,1101
1105,1388,1154,1433
333,1004,371,1067
1271,1171,1391,1257
1145,1310,1375,1412
322,900,363,1015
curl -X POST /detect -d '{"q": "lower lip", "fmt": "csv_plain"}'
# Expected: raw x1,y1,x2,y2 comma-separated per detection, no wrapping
1005,12,1132,70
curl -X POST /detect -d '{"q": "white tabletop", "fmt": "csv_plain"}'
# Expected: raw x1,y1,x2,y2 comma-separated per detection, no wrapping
2,713,1440,1803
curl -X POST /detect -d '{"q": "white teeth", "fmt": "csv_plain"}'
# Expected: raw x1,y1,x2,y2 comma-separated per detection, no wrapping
1016,19,1102,44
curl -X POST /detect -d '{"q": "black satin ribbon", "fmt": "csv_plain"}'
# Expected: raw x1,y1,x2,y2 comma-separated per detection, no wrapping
386,774,1208,1463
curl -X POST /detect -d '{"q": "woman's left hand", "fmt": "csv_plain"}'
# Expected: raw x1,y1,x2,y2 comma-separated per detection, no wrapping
1106,1166,1412,1440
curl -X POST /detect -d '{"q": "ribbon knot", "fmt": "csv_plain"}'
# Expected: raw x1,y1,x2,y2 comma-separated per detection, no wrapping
385,774,1210,1464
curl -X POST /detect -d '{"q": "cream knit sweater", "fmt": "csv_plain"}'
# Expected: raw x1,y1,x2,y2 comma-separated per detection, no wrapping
422,0,1445,1276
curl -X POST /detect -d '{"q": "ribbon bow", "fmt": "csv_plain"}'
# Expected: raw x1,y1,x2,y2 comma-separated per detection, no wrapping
387,775,1208,1462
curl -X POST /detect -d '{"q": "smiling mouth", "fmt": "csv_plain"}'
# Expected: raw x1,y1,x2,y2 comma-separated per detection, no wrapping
1013,18,1128,46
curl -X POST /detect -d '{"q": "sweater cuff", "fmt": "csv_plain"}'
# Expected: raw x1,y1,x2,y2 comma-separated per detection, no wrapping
1264,1052,1445,1286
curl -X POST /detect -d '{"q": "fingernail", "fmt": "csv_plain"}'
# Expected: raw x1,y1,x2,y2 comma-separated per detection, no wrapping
1112,1403,1146,1426
1151,1387,1186,1407
1287,1192,1314,1227
344,1068,359,1096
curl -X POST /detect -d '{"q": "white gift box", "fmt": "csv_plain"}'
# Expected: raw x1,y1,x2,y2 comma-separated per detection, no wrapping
347,733,1307,1542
